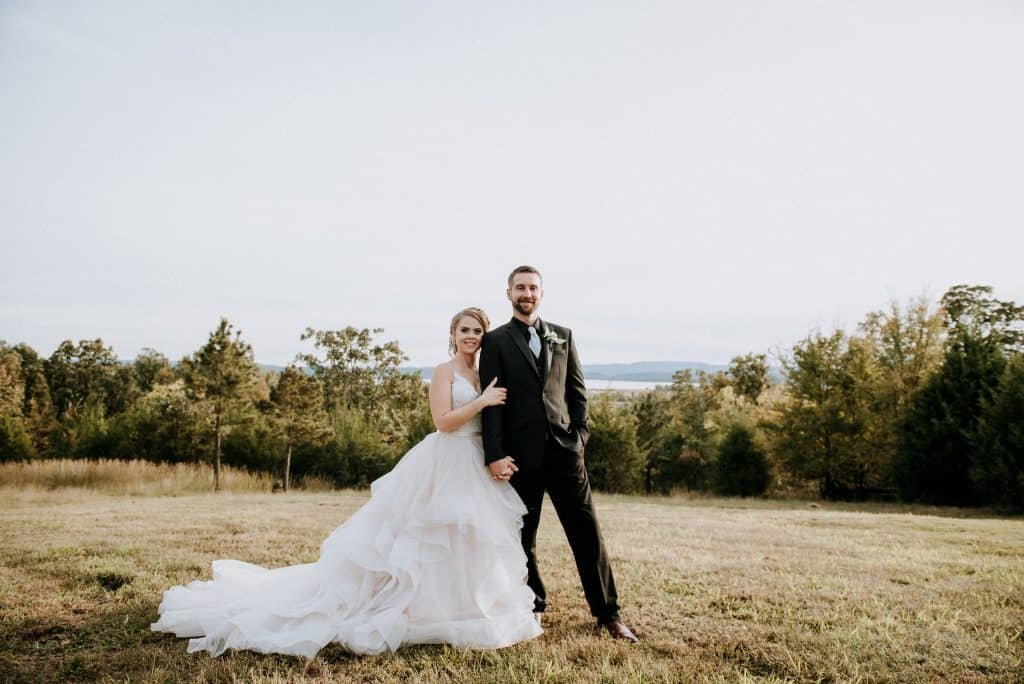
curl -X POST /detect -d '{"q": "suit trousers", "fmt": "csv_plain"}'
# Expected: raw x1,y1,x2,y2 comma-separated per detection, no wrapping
509,435,620,621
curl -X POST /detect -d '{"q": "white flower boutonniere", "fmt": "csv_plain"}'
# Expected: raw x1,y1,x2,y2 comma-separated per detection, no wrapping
542,329,566,345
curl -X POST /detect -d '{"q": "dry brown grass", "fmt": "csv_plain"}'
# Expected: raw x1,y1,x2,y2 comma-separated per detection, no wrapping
1,488,1021,683
0,459,334,496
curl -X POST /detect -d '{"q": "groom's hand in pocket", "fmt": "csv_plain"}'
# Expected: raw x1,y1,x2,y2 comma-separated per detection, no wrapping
488,456,518,481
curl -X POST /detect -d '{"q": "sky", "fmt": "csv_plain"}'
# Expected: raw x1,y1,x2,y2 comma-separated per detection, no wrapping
3,1,1022,367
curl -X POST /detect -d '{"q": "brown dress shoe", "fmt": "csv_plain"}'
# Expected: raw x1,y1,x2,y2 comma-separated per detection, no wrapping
598,618,639,643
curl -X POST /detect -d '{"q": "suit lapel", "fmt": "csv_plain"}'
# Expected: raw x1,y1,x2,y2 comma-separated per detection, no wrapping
505,323,541,380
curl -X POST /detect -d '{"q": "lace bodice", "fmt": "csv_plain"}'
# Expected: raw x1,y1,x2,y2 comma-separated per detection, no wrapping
450,372,482,434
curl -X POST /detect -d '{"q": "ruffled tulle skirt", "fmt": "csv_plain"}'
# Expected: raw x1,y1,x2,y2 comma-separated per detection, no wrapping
150,431,541,658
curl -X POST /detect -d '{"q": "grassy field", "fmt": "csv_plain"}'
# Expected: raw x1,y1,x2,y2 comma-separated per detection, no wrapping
1,485,1022,683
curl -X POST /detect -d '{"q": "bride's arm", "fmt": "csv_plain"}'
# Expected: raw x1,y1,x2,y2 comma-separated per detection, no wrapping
429,363,505,432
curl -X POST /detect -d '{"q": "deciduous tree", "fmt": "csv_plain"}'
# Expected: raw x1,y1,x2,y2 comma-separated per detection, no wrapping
44,339,123,418
727,353,770,403
298,327,427,446
770,331,875,499
941,284,1024,352
134,348,175,393
857,296,945,490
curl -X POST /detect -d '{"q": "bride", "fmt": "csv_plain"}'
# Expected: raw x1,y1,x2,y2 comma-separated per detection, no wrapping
151,307,542,658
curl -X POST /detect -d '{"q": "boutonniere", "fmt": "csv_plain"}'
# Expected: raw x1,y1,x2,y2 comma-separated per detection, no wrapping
542,329,566,345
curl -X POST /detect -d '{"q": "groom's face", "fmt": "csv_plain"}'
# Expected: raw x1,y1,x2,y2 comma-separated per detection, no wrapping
508,273,543,316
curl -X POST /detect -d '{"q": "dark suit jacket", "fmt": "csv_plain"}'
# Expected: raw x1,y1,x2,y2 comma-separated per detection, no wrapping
479,319,589,470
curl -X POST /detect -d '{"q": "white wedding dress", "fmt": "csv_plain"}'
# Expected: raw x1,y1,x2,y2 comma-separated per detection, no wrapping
150,373,541,658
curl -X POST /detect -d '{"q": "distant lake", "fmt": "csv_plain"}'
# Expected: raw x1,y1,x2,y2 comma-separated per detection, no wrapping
398,361,731,388
421,376,668,392
585,379,668,392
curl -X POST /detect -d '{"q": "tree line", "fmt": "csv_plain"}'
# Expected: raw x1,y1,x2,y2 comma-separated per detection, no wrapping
1,284,1021,508
584,284,1023,510
0,322,432,491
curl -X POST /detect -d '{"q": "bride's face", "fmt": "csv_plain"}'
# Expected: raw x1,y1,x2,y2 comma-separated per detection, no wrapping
453,316,484,356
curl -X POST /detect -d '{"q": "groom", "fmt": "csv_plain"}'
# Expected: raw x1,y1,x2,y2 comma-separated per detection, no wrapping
479,265,638,642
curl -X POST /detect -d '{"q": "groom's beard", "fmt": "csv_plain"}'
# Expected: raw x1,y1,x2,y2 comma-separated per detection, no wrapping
513,299,537,316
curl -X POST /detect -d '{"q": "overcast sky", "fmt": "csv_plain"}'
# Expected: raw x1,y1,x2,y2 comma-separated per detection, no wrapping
3,1,1022,367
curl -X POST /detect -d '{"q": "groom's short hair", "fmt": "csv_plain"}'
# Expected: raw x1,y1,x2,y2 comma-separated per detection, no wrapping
507,265,543,287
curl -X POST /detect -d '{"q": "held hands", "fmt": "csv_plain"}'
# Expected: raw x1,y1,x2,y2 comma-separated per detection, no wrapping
478,378,507,408
488,456,518,482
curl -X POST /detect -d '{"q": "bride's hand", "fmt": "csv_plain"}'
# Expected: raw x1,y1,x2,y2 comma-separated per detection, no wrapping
479,378,507,407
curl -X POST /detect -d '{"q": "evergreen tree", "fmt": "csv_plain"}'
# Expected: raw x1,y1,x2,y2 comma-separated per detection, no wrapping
971,354,1024,509
896,334,1005,505
713,424,770,497
585,393,643,493
11,344,58,455
631,390,673,493
0,343,25,420
181,318,264,491
663,369,720,491
56,394,118,459
895,285,1022,506
270,366,332,491
0,343,34,460
0,416,34,460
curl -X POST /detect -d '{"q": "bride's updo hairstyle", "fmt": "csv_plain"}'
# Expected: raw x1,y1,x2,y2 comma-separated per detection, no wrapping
449,307,491,356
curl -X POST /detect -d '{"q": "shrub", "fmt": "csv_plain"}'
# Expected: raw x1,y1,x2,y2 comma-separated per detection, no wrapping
0,416,35,461
713,424,770,497
585,394,643,493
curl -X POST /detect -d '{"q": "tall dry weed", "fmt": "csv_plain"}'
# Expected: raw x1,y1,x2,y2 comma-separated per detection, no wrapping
0,459,334,495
